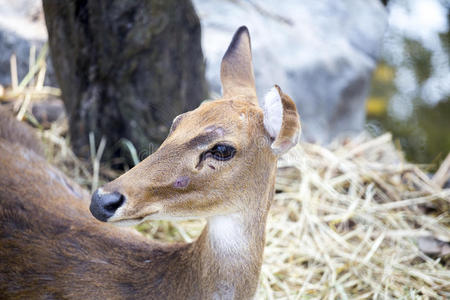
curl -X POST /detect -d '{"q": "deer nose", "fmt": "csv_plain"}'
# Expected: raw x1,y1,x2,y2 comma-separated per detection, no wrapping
90,189,125,222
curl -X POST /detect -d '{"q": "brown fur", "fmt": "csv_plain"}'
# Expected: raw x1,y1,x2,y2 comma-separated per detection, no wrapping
0,107,44,156
0,26,301,299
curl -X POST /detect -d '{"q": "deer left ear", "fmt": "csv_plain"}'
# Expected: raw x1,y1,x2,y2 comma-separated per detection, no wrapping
261,85,301,155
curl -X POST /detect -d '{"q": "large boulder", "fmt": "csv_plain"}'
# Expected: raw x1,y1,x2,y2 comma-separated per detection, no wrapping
193,0,388,144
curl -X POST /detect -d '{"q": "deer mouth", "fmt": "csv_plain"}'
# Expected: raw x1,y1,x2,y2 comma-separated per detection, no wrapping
109,211,160,227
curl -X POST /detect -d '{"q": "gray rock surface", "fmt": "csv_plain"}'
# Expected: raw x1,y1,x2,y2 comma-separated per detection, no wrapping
193,0,388,144
0,0,55,87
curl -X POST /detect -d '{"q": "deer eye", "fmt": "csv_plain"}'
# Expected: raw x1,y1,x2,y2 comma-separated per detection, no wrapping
207,144,236,161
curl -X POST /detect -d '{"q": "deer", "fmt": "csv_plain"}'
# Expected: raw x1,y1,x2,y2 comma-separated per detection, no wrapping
0,26,300,299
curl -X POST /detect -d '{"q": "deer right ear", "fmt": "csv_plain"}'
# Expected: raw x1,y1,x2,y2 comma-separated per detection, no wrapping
261,85,301,155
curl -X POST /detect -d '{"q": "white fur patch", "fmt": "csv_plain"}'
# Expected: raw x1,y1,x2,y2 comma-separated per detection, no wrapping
110,218,143,227
96,187,108,196
197,144,209,151
262,87,283,139
208,214,247,255
213,282,235,300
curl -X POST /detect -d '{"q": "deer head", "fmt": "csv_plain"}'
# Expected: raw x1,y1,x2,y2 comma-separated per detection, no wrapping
90,26,301,225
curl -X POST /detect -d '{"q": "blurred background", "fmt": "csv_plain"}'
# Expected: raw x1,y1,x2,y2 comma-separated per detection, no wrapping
0,0,448,168
368,0,449,169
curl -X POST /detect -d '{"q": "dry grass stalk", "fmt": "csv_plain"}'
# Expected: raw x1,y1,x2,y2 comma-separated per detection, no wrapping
256,135,450,299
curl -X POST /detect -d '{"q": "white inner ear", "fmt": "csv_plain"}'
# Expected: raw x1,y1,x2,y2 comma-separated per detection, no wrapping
262,87,283,139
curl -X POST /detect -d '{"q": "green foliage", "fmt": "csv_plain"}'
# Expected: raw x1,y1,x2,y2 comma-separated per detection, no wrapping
367,95,450,170
403,38,432,84
367,26,449,169
416,98,450,165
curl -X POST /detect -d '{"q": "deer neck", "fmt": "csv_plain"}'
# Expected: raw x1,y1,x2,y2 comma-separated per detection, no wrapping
190,166,276,299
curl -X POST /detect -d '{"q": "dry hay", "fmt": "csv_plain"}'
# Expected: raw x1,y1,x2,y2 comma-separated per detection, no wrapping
2,49,450,299
260,135,449,299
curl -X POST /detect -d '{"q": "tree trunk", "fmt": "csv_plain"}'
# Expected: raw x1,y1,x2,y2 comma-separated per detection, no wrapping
43,0,208,160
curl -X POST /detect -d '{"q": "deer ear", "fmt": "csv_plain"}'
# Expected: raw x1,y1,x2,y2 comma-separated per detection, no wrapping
262,85,301,155
220,26,257,101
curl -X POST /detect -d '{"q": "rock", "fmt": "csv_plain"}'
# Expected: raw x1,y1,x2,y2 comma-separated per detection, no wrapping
418,236,450,257
193,0,388,144
0,0,56,87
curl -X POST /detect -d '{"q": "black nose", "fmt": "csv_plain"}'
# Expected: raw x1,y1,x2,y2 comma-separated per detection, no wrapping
90,189,125,222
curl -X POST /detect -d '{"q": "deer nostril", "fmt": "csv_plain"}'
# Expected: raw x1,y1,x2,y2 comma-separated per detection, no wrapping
104,193,125,213
90,189,126,222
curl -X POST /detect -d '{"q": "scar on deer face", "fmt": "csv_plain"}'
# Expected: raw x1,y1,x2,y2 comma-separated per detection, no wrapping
174,176,190,188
